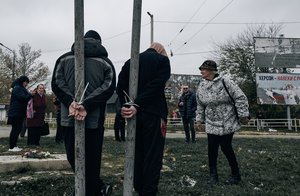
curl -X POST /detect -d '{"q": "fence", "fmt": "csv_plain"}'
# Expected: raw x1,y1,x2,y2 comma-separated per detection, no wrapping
43,117,299,132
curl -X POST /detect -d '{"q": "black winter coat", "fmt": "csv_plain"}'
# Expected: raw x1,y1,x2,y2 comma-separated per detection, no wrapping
117,48,171,120
178,91,197,119
8,84,32,118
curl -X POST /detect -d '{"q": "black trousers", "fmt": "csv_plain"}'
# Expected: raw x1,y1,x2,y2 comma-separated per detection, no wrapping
207,133,239,175
20,119,27,137
27,127,41,146
61,125,104,196
134,112,166,196
113,112,125,141
182,117,195,142
9,117,24,149
55,111,63,143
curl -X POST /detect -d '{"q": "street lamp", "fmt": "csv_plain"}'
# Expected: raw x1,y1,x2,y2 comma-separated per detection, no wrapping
0,43,16,81
147,12,154,44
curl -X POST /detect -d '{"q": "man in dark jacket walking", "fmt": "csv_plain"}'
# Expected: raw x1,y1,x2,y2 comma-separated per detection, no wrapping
117,42,171,196
51,30,115,196
178,85,197,143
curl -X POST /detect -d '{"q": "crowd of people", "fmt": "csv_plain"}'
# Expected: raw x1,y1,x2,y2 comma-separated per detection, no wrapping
7,77,63,152
6,29,250,195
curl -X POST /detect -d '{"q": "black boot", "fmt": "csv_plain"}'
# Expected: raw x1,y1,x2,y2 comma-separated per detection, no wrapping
225,173,241,185
207,167,218,186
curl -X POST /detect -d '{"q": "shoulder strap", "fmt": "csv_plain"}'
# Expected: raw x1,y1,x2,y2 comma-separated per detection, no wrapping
222,79,235,104
222,79,239,119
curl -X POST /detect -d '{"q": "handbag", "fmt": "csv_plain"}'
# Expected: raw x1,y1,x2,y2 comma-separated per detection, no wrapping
40,122,50,136
26,98,34,119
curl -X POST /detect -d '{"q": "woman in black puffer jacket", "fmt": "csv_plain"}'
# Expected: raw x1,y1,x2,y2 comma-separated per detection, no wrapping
7,76,33,151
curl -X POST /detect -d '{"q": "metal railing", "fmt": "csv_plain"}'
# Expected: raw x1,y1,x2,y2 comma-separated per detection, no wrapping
17,117,298,132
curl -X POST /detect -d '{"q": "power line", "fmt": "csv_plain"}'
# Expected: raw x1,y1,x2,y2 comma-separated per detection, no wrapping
40,18,300,55
174,0,235,52
104,23,149,41
41,23,150,54
168,0,208,47
157,21,300,25
172,50,214,56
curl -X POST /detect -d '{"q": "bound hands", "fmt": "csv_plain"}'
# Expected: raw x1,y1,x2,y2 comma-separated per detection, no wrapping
68,101,87,121
121,106,137,119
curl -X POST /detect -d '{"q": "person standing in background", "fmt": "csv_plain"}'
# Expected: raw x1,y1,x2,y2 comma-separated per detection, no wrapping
178,85,197,143
26,84,47,146
10,78,28,138
195,60,249,186
53,96,63,143
7,76,33,151
114,97,125,142
117,42,171,196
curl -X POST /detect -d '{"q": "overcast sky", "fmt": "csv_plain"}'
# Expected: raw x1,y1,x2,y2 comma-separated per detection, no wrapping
1,0,300,77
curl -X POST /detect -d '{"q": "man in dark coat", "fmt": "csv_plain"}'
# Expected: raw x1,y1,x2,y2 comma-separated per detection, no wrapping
53,96,63,143
117,42,171,196
178,85,197,143
8,76,33,151
113,97,125,142
51,30,115,196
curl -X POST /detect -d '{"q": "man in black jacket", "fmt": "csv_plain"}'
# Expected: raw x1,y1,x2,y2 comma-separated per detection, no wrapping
178,85,197,143
51,30,115,196
117,42,170,196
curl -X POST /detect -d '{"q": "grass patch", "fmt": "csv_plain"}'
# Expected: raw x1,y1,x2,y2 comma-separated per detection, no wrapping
0,136,299,195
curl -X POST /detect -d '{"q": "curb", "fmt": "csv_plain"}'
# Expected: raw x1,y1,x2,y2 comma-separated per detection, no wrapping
0,154,70,173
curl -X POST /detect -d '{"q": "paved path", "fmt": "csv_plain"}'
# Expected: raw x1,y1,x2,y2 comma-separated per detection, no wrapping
1,125,300,139
1,125,299,173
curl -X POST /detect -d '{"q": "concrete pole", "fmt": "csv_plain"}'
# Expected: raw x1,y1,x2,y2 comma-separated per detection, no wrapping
147,12,153,44
74,0,85,195
123,0,142,195
287,106,292,131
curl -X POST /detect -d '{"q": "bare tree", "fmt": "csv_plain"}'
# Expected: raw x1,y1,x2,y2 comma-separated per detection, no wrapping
0,43,49,102
211,24,283,113
15,43,49,87
1,43,49,85
0,49,14,102
212,24,283,84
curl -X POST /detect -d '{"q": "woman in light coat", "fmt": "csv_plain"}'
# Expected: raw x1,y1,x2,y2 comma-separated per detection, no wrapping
195,60,249,185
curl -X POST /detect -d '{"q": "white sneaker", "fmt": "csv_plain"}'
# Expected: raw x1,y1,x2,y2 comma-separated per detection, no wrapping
8,147,23,152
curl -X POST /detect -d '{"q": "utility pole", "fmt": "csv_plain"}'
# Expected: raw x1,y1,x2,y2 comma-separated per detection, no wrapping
74,0,85,195
147,12,153,44
279,34,292,131
0,43,16,81
123,0,142,195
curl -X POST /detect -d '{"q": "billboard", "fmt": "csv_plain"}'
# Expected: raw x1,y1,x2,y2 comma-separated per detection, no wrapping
254,37,300,68
256,73,300,105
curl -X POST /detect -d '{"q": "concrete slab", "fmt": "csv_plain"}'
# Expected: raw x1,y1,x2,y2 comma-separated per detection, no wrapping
0,154,70,173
